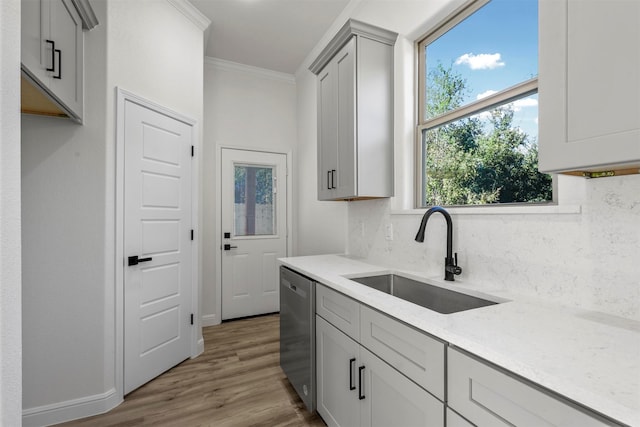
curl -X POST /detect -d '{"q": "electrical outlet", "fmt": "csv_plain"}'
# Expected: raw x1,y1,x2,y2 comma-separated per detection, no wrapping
385,223,393,241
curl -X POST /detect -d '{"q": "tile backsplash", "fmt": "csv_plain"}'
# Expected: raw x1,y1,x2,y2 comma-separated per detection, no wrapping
347,175,640,320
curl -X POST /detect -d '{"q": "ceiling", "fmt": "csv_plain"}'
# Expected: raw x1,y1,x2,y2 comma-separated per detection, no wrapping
190,0,352,74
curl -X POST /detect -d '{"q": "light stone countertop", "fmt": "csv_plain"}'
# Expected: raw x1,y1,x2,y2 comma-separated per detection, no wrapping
279,254,640,427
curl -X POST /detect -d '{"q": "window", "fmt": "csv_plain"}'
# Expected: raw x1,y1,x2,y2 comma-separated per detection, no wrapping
417,0,552,207
234,164,276,236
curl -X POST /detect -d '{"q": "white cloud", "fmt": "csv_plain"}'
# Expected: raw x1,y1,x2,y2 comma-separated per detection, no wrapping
511,97,538,112
477,90,498,100
471,111,492,120
455,53,505,70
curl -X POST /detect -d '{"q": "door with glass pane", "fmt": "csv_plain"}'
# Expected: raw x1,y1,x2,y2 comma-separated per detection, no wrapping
220,148,287,320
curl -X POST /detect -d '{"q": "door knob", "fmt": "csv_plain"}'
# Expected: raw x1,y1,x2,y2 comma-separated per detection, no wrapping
223,244,238,251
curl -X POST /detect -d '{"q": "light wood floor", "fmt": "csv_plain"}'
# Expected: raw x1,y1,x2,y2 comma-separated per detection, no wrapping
57,314,326,427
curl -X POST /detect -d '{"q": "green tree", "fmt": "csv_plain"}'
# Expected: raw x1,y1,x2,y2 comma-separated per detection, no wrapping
423,63,551,206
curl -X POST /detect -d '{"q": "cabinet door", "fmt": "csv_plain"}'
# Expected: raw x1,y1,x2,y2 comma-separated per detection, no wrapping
317,59,338,200
21,0,47,84
47,0,83,117
20,0,84,121
316,316,360,427
334,37,357,199
359,347,444,427
538,0,640,173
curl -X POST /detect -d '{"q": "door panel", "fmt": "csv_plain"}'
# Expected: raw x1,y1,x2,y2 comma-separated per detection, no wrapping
221,149,287,320
318,66,337,200
124,100,192,394
360,347,444,427
316,316,360,427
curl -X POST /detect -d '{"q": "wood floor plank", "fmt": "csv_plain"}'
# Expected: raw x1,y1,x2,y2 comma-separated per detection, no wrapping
56,314,326,427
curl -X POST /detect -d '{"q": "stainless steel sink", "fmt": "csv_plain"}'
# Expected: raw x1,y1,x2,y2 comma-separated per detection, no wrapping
350,274,497,314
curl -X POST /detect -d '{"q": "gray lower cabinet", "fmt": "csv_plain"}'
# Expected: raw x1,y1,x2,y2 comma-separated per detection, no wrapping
312,281,618,427
316,316,444,427
315,284,444,427
447,348,618,427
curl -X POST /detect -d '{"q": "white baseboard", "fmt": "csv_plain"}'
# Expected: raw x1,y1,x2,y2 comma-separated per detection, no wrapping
201,313,219,327
22,388,122,427
196,337,205,356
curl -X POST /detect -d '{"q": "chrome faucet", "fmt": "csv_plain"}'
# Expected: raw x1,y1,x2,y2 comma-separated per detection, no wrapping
415,206,462,281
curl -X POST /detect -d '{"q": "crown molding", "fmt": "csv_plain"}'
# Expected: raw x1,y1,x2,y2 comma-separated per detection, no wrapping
309,19,398,74
205,57,296,85
166,0,211,31
70,0,99,30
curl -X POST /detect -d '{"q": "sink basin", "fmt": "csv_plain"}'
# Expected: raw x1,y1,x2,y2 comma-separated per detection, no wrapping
350,274,497,314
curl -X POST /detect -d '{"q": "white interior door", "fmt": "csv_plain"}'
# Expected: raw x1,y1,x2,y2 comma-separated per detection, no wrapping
123,99,193,394
221,148,287,320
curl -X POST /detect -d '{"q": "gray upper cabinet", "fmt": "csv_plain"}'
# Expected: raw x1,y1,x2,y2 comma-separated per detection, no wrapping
21,0,98,123
538,0,640,176
310,20,397,201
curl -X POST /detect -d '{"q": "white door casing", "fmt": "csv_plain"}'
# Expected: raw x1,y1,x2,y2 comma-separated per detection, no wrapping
220,148,287,320
117,89,197,395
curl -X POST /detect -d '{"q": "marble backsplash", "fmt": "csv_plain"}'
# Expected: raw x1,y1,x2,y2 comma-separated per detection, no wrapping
347,174,640,320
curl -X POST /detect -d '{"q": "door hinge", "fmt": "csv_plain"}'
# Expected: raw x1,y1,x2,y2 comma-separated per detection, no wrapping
190,314,194,325
191,229,194,241
191,145,194,157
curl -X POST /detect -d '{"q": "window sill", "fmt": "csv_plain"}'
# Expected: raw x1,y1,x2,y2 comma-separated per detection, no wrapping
391,204,581,216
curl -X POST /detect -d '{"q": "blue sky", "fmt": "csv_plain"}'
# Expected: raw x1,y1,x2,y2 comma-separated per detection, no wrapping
426,0,539,140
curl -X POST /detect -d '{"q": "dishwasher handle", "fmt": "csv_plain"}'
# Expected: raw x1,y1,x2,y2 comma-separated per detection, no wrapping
281,279,307,298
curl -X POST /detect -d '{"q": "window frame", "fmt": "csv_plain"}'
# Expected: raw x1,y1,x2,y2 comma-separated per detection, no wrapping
415,0,547,208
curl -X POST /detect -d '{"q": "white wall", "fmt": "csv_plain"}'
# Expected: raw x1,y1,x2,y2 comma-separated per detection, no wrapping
296,0,640,321
21,1,206,424
21,0,110,418
294,69,348,256
202,58,297,325
0,0,22,424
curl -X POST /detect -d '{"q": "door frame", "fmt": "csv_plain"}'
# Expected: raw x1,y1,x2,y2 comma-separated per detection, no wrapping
114,88,201,399
214,146,293,325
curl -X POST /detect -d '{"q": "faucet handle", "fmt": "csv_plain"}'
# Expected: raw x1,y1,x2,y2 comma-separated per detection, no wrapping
453,252,462,275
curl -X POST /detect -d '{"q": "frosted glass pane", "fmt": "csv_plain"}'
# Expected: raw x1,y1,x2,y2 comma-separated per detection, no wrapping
234,165,275,236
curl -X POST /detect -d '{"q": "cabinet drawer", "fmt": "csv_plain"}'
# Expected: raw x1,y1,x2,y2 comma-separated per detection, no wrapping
448,349,615,427
316,284,360,341
360,306,445,400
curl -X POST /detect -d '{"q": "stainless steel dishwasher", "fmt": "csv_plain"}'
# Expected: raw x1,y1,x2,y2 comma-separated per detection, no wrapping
279,266,315,412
